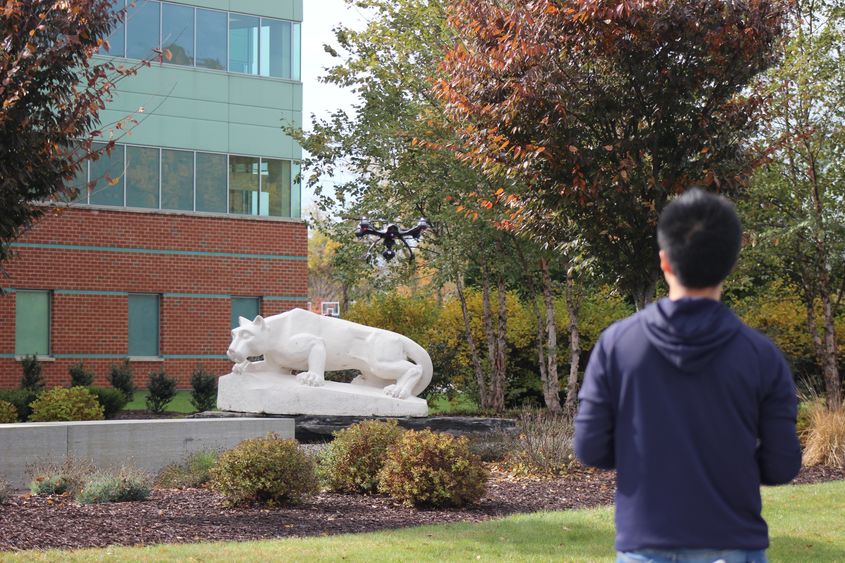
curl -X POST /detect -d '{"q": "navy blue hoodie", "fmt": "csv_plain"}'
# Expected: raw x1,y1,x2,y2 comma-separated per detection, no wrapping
574,297,802,552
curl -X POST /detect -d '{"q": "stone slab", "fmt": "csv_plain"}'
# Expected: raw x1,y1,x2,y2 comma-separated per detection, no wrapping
0,418,294,488
217,371,429,417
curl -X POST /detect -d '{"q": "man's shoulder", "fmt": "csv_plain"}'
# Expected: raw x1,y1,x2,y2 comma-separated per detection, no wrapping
730,314,786,360
596,309,648,347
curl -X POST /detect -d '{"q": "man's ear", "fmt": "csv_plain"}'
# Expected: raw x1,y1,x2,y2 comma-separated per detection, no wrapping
659,250,674,275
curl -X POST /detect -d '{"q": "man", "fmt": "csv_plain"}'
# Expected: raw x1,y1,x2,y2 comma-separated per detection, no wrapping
574,188,802,563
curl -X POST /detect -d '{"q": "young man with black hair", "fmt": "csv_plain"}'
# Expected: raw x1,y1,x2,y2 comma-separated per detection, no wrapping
574,188,802,563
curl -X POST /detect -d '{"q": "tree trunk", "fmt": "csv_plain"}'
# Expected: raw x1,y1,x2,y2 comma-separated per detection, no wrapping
540,258,562,413
632,274,659,311
562,267,583,417
818,289,842,410
492,271,508,413
455,274,487,409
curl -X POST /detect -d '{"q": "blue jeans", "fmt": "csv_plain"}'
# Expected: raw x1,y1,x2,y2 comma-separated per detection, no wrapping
617,549,768,563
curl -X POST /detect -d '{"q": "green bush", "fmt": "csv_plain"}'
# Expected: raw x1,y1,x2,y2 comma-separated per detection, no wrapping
109,360,135,402
76,467,151,504
190,366,218,413
87,386,128,419
156,451,218,489
0,389,38,421
378,429,488,508
28,457,95,497
0,400,18,423
146,369,176,413
68,362,94,387
20,355,45,393
210,433,317,507
318,420,404,494
29,387,105,422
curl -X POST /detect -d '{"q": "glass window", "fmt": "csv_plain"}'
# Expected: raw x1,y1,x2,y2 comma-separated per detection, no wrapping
68,159,88,204
291,162,302,218
259,18,290,79
229,156,259,215
292,22,301,81
261,159,291,217
231,297,260,328
161,149,194,211
195,8,227,70
89,143,125,206
162,2,194,66
126,146,160,209
128,294,159,357
195,152,227,213
101,0,126,57
15,291,50,356
229,14,259,74
126,0,160,60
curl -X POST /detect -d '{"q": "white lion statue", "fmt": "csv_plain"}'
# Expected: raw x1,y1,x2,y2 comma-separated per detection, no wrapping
226,308,432,399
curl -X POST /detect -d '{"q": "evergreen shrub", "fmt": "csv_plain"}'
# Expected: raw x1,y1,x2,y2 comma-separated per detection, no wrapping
29,387,105,422
210,434,317,507
0,389,38,421
146,369,176,413
378,429,488,508
20,355,45,392
190,366,218,412
87,386,128,419
318,419,404,493
109,360,135,402
68,362,95,387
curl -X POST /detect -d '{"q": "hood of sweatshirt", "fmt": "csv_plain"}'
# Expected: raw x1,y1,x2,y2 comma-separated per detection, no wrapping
640,297,742,373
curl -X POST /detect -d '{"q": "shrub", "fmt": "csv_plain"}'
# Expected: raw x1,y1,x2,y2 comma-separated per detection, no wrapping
146,369,176,413
0,478,10,503
156,450,218,489
318,419,404,493
87,386,128,419
68,362,95,387
29,387,105,422
109,360,135,402
803,407,845,469
0,389,38,421
210,433,317,507
76,467,152,504
506,411,576,476
28,457,95,497
467,431,514,463
378,429,488,508
20,355,45,392
190,366,218,413
0,400,18,424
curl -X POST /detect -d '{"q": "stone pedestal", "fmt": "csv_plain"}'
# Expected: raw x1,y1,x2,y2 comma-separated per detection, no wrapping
217,370,429,417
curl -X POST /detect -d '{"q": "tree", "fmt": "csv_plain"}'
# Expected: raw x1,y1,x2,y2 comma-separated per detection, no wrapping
0,0,140,271
436,0,792,308
742,0,845,409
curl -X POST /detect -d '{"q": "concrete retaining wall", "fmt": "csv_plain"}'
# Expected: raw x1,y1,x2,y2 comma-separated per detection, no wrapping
0,418,294,488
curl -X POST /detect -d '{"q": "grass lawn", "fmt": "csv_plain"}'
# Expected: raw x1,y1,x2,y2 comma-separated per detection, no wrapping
3,480,842,562
124,390,198,414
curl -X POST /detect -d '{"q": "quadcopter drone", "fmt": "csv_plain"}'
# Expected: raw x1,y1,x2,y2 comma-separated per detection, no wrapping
355,217,430,261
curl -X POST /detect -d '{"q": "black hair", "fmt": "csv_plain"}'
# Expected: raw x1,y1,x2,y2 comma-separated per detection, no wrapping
656,187,742,288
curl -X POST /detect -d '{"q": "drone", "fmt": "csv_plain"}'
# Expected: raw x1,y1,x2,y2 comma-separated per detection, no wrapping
355,217,430,261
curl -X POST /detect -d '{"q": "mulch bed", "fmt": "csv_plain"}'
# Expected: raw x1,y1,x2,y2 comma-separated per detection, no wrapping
1,465,842,552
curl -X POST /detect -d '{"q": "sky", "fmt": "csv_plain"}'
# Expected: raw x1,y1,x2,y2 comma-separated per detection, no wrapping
299,1,368,212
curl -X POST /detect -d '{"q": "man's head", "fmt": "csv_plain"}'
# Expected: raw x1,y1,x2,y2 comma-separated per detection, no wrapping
657,187,742,289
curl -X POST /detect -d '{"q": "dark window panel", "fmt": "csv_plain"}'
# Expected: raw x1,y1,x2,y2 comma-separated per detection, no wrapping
195,152,227,213
196,8,227,70
125,146,160,209
162,2,194,66
161,149,194,210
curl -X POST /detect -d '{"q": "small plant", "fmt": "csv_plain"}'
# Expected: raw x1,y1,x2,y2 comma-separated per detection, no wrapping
378,429,488,508
0,478,10,503
803,407,845,469
29,387,105,422
20,355,45,393
109,360,135,402
210,433,317,507
318,419,404,493
0,389,38,421
0,400,18,424
156,450,218,489
506,410,576,476
87,386,128,419
68,362,95,387
190,365,218,413
467,431,515,463
28,457,95,497
76,466,152,504
146,369,176,413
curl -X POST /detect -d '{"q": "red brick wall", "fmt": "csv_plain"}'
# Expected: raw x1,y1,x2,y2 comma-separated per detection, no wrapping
0,206,308,388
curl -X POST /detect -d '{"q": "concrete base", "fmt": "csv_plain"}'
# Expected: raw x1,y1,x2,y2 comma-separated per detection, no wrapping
217,370,429,417
0,418,294,488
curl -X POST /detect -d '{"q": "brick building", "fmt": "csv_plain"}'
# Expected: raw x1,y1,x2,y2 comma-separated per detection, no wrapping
1,0,306,388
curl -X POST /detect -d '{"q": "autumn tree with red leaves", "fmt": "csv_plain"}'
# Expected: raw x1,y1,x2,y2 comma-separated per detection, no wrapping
0,0,141,270
437,0,792,308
